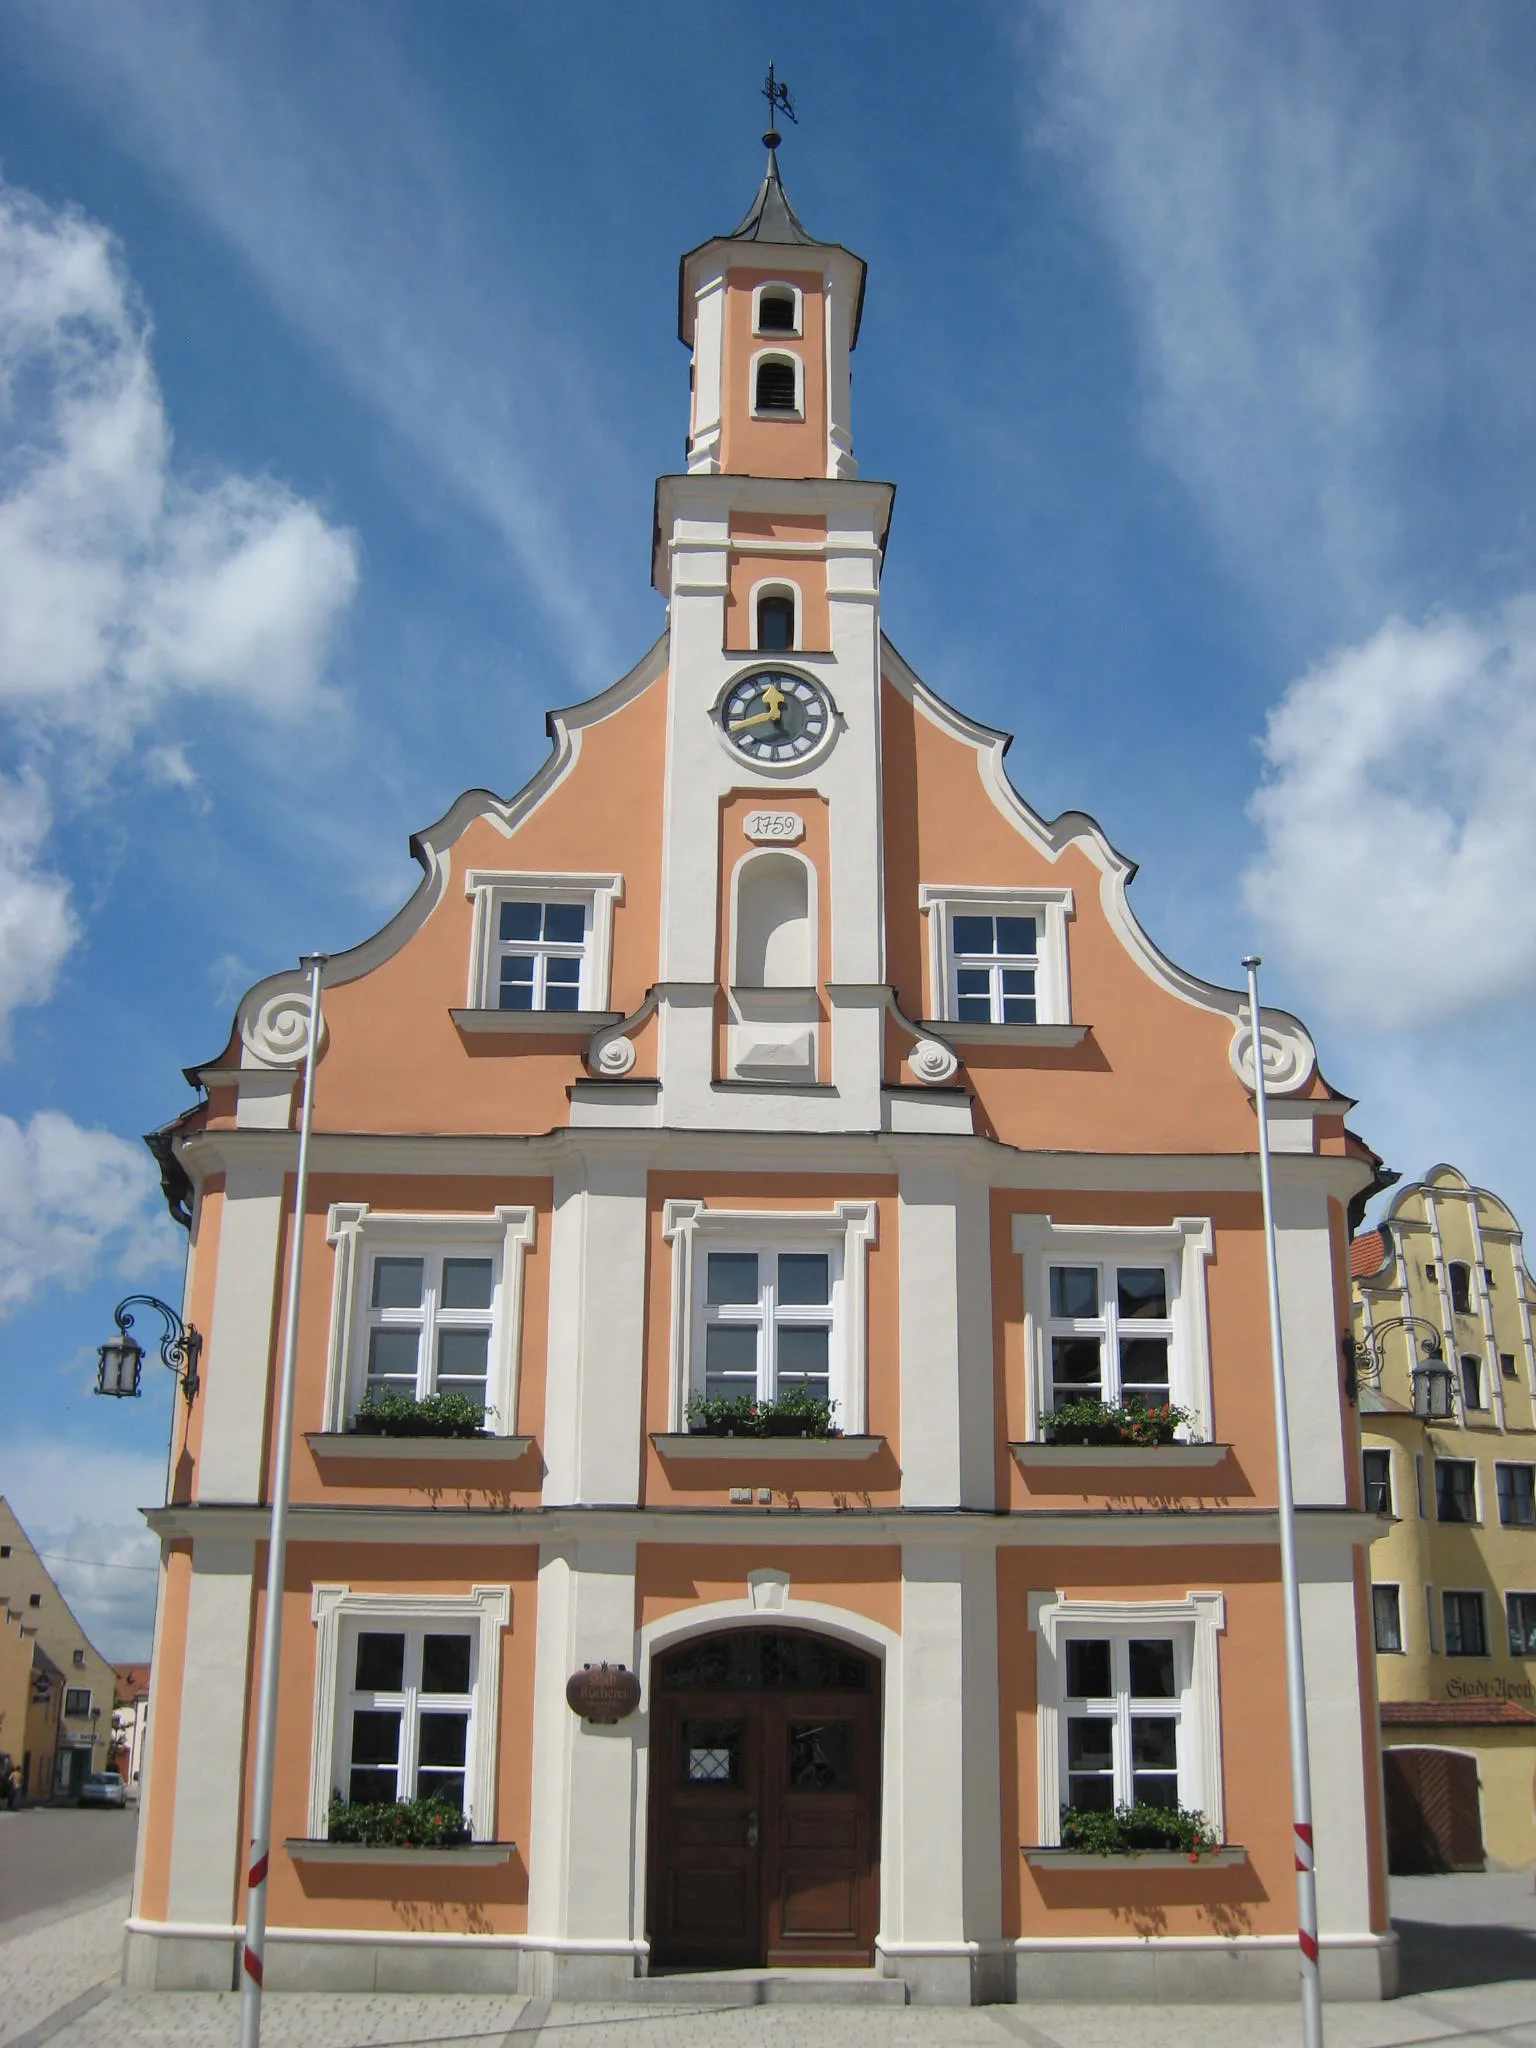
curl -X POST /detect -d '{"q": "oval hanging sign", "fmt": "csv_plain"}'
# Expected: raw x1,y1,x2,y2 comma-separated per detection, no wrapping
565,1661,641,1724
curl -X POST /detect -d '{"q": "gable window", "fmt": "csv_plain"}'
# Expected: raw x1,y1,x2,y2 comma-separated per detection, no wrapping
662,1200,877,1434
1362,1447,1393,1515
756,592,795,652
1434,1459,1478,1524
72,1649,84,1668
1372,1585,1403,1653
1014,1215,1215,1443
1449,1262,1473,1315
1442,1590,1488,1657
64,1687,91,1717
753,354,800,416
1459,1355,1486,1411
1047,1261,1175,1413
1030,1592,1226,1847
1496,1463,1536,1528
464,870,622,1016
919,885,1073,1032
1502,1354,1519,1381
1507,1593,1536,1656
755,285,800,335
308,1585,510,1840
28,1593,40,1608
323,1204,535,1437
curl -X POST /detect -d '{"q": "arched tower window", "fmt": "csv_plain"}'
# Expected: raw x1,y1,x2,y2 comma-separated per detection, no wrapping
756,287,798,334
734,852,813,987
754,355,799,415
756,592,795,652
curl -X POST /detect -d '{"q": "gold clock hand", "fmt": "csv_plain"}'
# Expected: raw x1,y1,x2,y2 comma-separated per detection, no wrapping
728,707,782,732
761,682,786,720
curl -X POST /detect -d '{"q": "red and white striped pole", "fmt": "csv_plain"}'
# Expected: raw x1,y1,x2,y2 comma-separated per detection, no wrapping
1244,958,1324,2048
240,954,326,2048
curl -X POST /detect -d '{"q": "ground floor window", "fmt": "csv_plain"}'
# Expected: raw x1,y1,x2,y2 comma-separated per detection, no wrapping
342,1624,475,1809
1062,1632,1183,1810
1507,1592,1536,1656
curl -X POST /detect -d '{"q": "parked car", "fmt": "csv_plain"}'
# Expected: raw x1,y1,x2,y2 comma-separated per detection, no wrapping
78,1772,126,1809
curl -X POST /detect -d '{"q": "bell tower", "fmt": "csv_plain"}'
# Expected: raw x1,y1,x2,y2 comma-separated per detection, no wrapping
652,97,893,1131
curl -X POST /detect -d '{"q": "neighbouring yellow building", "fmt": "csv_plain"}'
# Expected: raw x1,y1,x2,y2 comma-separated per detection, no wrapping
0,1499,117,1798
1350,1165,1536,1871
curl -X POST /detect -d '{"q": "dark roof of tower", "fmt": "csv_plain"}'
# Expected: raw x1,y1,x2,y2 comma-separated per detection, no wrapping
678,148,868,346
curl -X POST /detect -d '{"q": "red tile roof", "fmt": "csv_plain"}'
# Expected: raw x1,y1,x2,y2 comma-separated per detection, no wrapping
1382,1698,1536,1727
1350,1230,1387,1279
113,1661,150,1700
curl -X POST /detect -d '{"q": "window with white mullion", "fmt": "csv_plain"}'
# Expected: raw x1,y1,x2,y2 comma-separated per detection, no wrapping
493,898,587,1012
951,913,1039,1024
363,1248,497,1410
1047,1261,1174,1413
701,1245,834,1408
1061,1633,1184,1813
341,1623,476,1815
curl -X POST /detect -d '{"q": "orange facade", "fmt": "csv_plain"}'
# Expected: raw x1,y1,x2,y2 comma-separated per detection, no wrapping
130,145,1393,2006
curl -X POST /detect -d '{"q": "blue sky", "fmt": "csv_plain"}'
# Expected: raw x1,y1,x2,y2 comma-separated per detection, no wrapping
1,2,1534,1658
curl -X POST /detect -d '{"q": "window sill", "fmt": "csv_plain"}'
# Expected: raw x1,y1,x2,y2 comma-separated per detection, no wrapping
306,1432,534,1475
651,1432,886,1463
450,1007,620,1035
1023,1846,1247,1870
1010,1440,1230,1470
921,1020,1089,1048
286,1838,516,1867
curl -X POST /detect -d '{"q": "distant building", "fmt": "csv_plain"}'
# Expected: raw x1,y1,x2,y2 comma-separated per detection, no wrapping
1351,1165,1536,1871
0,1608,30,1788
113,1662,152,1785
0,1500,117,1798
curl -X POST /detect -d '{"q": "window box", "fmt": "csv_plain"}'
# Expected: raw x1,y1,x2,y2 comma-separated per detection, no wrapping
1023,1845,1248,1870
919,1018,1090,1049
684,1390,842,1439
651,1432,886,1463
1038,1399,1195,1448
1010,1439,1229,1471
306,1431,534,1473
350,1391,491,1438
286,1837,517,1867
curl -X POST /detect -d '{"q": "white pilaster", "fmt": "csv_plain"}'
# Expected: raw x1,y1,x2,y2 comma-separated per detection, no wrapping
1298,1534,1378,1943
197,1165,285,1501
542,1154,648,1506
898,1166,994,1509
164,1538,254,1927
524,1540,641,1996
1271,1161,1349,1505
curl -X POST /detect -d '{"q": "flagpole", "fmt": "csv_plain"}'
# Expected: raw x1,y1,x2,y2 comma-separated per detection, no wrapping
1243,956,1324,2048
239,953,326,2048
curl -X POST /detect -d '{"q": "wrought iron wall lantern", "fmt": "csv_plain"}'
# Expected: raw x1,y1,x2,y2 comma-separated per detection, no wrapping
96,1295,202,1407
1342,1314,1453,1420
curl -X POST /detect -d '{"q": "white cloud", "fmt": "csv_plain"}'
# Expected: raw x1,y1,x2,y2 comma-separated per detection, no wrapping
0,177,359,747
0,1109,177,1312
1243,602,1536,1029
0,771,76,1043
4,1440,165,1659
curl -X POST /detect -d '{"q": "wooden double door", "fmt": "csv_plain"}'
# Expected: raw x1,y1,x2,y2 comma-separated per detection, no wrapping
647,1629,880,1970
1382,1747,1485,1873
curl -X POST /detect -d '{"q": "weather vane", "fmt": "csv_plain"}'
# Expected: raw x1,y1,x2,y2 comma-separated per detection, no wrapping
762,61,797,149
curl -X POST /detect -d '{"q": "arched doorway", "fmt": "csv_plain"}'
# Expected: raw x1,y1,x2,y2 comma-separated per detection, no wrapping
646,1627,881,1970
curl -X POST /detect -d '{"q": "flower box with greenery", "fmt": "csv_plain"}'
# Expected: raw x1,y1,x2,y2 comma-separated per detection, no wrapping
348,1390,490,1439
1059,1800,1217,1858
325,1792,473,1848
684,1388,842,1439
1042,1398,1193,1447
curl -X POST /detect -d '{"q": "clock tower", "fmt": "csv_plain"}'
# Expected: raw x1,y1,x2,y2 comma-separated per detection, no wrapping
653,134,895,1122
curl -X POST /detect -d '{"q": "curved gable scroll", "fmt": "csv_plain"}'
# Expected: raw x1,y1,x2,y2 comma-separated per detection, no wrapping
880,633,1319,1098
232,633,669,1071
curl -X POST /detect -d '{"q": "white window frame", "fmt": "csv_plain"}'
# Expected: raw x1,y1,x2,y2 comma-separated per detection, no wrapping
1028,1592,1226,1846
63,1686,92,1718
1362,1445,1394,1515
306,1584,509,1839
750,347,804,421
748,576,801,652
1012,1215,1215,1442
1433,1456,1480,1526
752,281,803,338
1041,1255,1178,1413
322,1205,536,1435
1372,1583,1404,1654
1441,1587,1490,1658
464,870,623,1013
1496,1461,1536,1529
661,1199,877,1433
1505,1589,1536,1657
1459,1353,1487,1412
918,884,1073,1029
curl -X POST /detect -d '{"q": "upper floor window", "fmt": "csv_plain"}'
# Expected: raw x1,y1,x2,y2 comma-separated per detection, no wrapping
662,1199,878,1434
1014,1214,1215,1444
322,1204,536,1437
755,284,800,335
1372,1585,1403,1653
72,1649,84,1668
1502,1353,1519,1381
1442,1589,1488,1656
1434,1459,1477,1524
1460,1355,1486,1411
464,870,623,1016
753,353,801,416
1496,1463,1535,1528
919,885,1073,1031
64,1687,91,1717
28,1593,40,1608
1362,1447,1393,1514
1449,1261,1473,1315
756,592,796,652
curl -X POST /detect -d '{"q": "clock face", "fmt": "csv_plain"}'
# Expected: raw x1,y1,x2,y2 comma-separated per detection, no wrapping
720,670,833,763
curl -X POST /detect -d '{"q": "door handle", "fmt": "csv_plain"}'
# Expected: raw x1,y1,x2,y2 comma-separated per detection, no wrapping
746,1808,759,1848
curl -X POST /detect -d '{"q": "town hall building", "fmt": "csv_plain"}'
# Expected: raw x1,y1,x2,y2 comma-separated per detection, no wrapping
127,140,1396,2005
